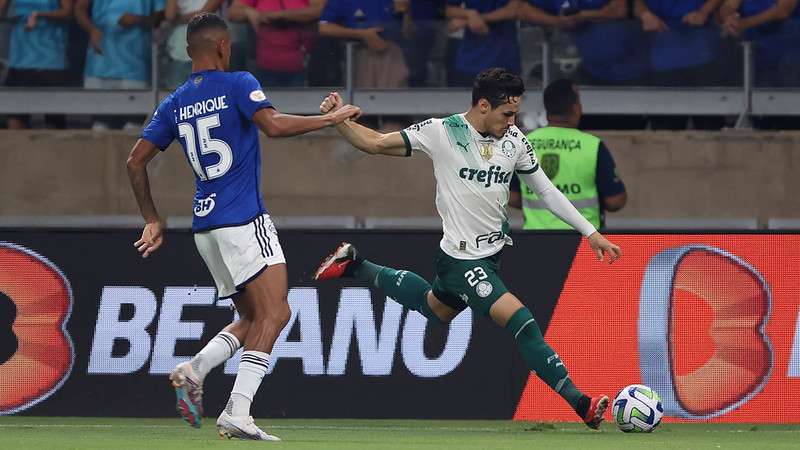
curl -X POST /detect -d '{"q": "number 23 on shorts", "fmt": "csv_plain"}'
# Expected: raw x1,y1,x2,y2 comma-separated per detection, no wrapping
464,267,488,286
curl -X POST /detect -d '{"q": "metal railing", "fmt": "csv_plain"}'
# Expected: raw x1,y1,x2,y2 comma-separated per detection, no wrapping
4,214,795,230
1,21,798,124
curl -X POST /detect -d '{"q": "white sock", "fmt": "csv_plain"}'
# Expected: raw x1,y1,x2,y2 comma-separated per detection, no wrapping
190,331,240,380
227,350,270,417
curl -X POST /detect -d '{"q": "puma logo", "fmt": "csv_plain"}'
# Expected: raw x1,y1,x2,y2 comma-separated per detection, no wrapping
456,141,470,152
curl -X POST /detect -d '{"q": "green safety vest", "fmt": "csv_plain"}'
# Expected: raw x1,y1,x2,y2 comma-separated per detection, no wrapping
520,126,601,230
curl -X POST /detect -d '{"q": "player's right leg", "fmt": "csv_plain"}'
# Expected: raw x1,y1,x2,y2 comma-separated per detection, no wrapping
170,320,247,428
195,214,289,440
313,242,462,323
489,293,608,429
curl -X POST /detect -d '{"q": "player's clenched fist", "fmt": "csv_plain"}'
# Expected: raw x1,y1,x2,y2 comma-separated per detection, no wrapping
320,92,343,114
321,92,361,123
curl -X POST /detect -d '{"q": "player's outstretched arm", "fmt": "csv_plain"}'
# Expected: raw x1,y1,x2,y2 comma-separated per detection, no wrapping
519,168,622,263
127,139,165,258
335,120,409,157
319,93,408,157
252,105,361,138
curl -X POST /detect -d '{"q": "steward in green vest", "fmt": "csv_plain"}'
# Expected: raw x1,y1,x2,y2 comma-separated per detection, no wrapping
510,79,627,229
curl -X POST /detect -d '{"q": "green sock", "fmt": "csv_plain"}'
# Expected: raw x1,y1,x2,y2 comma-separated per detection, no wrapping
505,307,588,416
352,259,442,324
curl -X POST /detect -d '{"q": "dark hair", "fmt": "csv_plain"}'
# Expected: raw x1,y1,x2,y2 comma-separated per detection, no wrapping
471,68,525,108
187,12,228,40
543,79,578,116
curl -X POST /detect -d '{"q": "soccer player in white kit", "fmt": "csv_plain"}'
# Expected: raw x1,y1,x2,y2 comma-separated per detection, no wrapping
126,13,359,440
313,68,621,429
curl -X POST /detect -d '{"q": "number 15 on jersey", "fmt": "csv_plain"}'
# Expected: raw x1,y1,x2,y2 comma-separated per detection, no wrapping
178,114,233,181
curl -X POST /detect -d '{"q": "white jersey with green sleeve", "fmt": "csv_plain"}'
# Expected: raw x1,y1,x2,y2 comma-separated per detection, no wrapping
400,114,540,260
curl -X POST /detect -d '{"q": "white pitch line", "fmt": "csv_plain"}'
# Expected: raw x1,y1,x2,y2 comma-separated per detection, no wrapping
0,424,518,433
0,424,798,433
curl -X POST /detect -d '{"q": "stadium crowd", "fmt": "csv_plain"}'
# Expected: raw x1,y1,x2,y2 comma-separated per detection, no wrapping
1,0,798,129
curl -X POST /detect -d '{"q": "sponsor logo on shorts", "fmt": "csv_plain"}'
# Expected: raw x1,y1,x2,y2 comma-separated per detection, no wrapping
194,193,216,217
476,281,493,298
396,270,407,287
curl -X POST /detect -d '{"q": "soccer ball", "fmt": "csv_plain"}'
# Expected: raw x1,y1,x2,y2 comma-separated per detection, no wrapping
612,384,664,433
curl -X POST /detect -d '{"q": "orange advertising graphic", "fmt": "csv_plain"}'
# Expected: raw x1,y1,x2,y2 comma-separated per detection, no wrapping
514,235,800,423
0,243,74,414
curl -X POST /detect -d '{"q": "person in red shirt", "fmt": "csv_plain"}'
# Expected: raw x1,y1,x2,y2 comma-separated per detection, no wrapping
229,0,324,86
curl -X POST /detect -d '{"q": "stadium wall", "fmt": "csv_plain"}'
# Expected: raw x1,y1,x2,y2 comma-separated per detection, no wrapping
1,130,799,223
1,230,798,423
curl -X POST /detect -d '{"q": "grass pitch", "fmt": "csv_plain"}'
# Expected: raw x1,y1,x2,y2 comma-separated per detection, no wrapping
0,417,798,449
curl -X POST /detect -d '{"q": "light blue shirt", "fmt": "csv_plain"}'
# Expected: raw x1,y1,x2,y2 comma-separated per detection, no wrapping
9,0,68,70
84,0,165,81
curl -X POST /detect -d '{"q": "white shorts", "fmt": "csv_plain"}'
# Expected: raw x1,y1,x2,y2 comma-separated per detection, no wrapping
194,214,286,299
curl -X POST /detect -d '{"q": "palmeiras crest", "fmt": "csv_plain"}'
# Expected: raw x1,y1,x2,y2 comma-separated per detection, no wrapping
541,153,560,179
501,140,516,158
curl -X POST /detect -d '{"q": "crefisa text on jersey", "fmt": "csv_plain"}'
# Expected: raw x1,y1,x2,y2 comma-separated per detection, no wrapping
178,96,229,121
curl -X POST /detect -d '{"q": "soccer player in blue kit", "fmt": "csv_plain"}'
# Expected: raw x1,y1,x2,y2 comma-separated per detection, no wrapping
126,13,360,440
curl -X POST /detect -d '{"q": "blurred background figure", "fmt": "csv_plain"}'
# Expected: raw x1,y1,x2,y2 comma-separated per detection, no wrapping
445,0,521,87
719,0,799,87
75,0,165,130
519,0,648,86
634,0,726,129
319,0,408,88
228,0,322,87
1,0,73,129
161,0,224,88
634,0,722,86
399,0,442,87
510,79,627,230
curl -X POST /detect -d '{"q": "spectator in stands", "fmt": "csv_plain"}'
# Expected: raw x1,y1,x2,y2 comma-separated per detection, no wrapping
1,0,73,129
162,0,224,88
445,0,521,87
519,0,648,85
509,79,627,230
319,0,408,88
400,0,442,87
720,0,800,87
75,0,165,130
635,0,725,129
228,0,322,87
634,0,723,85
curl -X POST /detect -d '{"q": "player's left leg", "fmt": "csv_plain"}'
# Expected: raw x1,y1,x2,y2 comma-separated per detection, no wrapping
314,242,461,323
432,251,608,429
490,293,608,429
216,263,288,441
